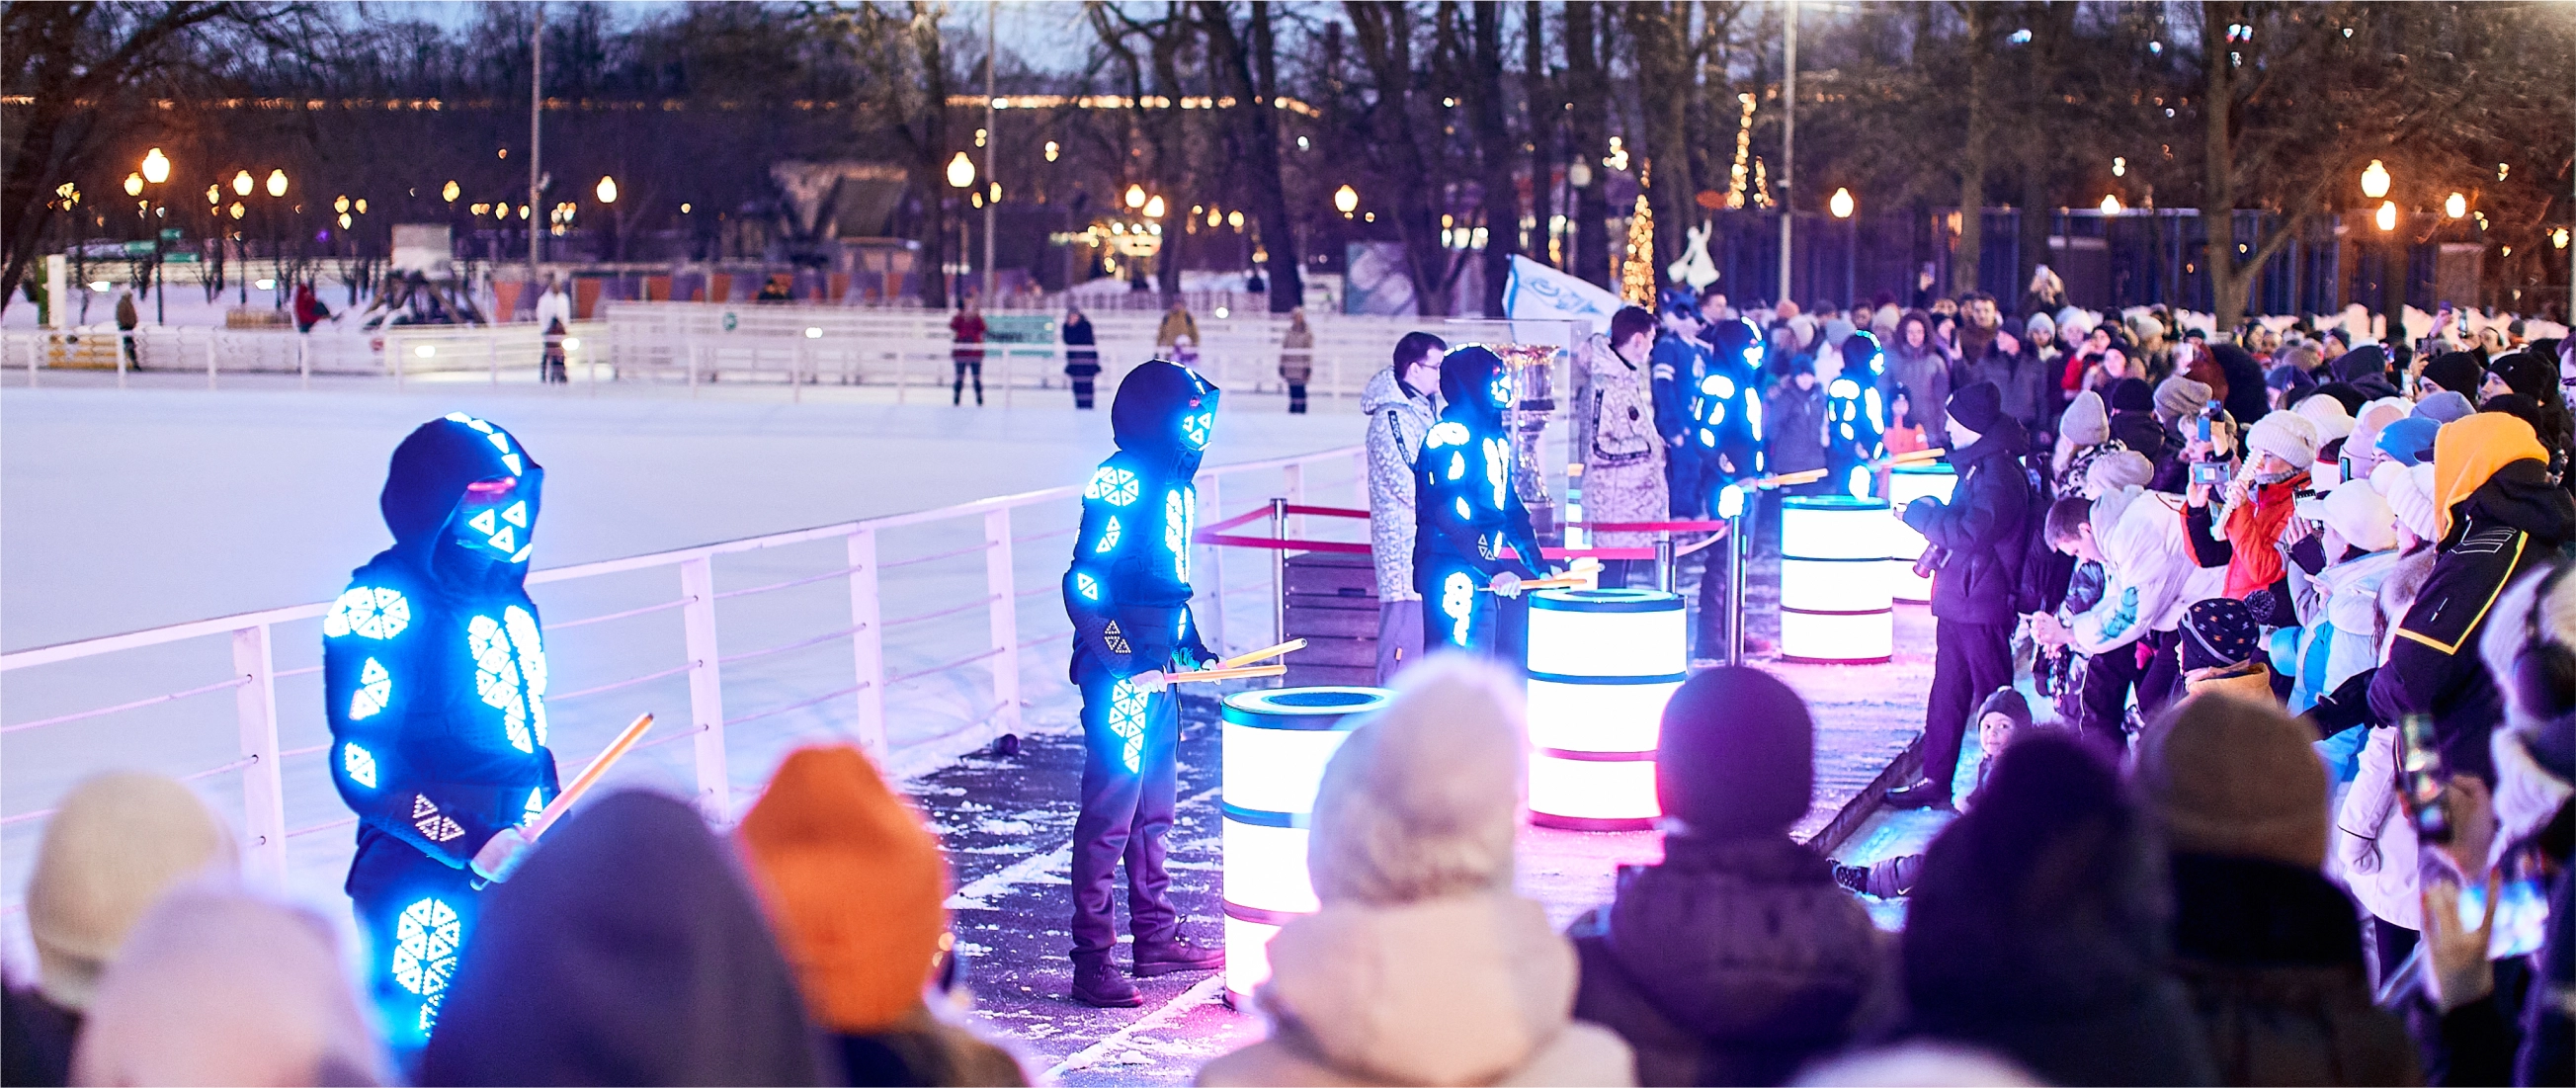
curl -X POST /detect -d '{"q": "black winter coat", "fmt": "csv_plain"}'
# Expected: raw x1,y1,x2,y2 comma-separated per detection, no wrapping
1568,835,1887,1087
2168,854,2422,1086
1904,417,2034,626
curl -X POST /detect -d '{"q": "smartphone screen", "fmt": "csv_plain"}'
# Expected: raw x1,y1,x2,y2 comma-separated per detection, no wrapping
2399,712,2451,844
2459,868,2550,960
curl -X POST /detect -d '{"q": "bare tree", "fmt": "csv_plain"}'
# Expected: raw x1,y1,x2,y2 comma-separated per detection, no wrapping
1197,1,1302,311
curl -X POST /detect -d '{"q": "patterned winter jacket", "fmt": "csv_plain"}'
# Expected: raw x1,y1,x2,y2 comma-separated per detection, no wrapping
1363,366,1439,601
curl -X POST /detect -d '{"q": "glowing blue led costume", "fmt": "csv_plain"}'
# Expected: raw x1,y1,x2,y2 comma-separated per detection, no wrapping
1826,331,1889,499
1060,360,1222,979
1414,346,1550,654
1695,317,1767,491
326,414,558,1052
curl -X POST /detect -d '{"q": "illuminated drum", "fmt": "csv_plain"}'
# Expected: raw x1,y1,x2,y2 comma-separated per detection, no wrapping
1884,463,1958,604
1220,686,1392,1006
1780,496,1893,663
1525,588,1687,830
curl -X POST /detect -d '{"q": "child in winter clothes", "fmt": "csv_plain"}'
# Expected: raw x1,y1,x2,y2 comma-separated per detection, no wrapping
2283,481,2404,714
1198,657,1634,1087
1835,688,2036,899
2186,411,2319,609
736,746,1031,1087
2179,597,2274,704
2032,486,2228,746
2130,698,2422,1086
1882,385,1930,457
1568,668,1885,1086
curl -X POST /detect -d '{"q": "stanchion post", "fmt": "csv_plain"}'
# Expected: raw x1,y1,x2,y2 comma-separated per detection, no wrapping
230,625,288,883
984,509,1023,737
1271,497,1288,650
678,556,730,820
846,528,888,762
1727,509,1749,668
1656,534,1676,593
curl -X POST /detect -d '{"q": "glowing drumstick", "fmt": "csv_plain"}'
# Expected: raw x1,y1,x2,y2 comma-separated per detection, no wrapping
525,712,653,842
1165,663,1288,684
1218,638,1308,670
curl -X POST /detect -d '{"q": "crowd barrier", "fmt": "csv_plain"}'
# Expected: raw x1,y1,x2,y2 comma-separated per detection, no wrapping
0,445,1368,917
0,323,611,389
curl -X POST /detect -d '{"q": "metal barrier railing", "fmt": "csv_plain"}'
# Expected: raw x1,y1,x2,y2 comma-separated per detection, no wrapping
0,445,1368,894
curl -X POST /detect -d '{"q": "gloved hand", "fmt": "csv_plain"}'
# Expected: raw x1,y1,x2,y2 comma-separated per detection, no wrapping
1489,571,1524,599
1129,669,1170,694
470,825,533,883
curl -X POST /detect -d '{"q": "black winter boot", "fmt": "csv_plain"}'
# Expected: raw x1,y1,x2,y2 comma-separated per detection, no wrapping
1070,954,1142,1007
1131,936,1224,977
1882,780,1955,810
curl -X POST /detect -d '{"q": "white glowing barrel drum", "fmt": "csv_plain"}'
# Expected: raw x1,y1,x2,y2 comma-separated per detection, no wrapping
1525,588,1687,831
1220,686,1392,1007
1884,463,1957,604
1780,496,1894,663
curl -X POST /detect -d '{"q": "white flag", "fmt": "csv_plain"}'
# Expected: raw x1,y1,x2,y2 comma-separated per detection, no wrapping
1503,255,1624,334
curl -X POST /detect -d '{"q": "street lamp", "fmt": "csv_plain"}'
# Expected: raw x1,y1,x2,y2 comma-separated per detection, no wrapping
596,175,617,204
1333,184,1358,217
140,148,170,185
1828,187,1854,219
1125,183,1147,210
2443,192,2466,219
124,173,143,198
233,170,254,197
948,152,977,190
2100,194,2123,215
1142,195,1166,219
1829,189,1856,306
266,169,288,198
2375,200,2398,232
443,179,460,204
2360,159,2390,200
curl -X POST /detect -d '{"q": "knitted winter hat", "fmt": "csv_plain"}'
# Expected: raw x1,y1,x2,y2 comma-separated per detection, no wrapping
2154,377,2214,423
2026,311,2056,339
28,772,238,1010
2488,351,2557,403
1309,655,1526,905
2373,460,2442,543
1948,381,2005,435
1655,667,1813,839
2320,479,2398,553
2266,363,2317,398
736,745,949,1035
2134,696,2329,869
2085,450,2155,496
70,885,390,1088
2182,598,2261,672
2060,390,2111,448
1976,688,2034,732
2109,377,2156,414
2330,345,2390,386
2421,351,2485,398
2415,390,2475,425
2294,393,2355,444
2243,411,2320,470
2376,416,2440,466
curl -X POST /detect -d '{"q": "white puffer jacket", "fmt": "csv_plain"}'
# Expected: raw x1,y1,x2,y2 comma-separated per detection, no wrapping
1362,367,1439,602
2334,727,2421,931
2063,488,2227,654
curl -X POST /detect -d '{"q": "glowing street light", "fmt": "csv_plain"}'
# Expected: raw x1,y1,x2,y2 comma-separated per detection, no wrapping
1828,187,1855,219
334,195,351,214
2374,200,2398,232
1333,184,1359,216
124,173,144,197
2443,192,2466,219
1143,194,1166,219
206,185,220,206
596,175,618,204
2360,159,2390,200
265,169,289,198
947,151,976,190
1125,183,1147,209
228,202,245,220
442,179,460,203
2100,194,2123,215
140,147,171,184
233,170,254,197
1044,140,1060,162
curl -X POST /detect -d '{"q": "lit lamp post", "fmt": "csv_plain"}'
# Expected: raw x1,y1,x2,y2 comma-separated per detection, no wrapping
1829,187,1856,306
263,169,291,310
595,175,618,262
1333,184,1358,219
135,148,173,323
2360,159,2398,343
947,151,976,301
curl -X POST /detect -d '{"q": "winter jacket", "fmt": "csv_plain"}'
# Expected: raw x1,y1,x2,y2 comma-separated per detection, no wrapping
1061,314,1100,377
1155,308,1199,348
1281,324,1316,383
1649,332,1708,454
1884,342,1952,448
1414,349,1549,594
1567,834,1885,1087
420,791,834,1085
2211,344,2272,426
2286,549,2400,713
1903,417,2034,626
2333,727,2423,931
1954,334,2057,440
1765,377,1829,477
1363,366,1439,602
2167,854,2423,1086
2064,489,2228,655
1585,340,1668,551
1063,361,1222,678
2368,455,2576,784
534,288,571,332
1197,892,1635,1087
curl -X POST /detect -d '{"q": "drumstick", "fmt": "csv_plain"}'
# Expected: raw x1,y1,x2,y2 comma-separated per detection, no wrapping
1219,638,1308,669
1478,574,1594,593
1166,663,1288,684
525,712,653,842
1887,447,1949,464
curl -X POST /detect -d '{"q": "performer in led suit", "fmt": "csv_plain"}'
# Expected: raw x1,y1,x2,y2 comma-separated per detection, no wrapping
1414,345,1555,655
1826,330,1890,499
326,413,558,1054
1060,359,1227,1007
1690,318,1768,659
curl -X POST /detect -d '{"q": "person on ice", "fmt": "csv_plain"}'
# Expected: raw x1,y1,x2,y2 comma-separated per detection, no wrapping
1059,359,1228,1007
1824,331,1889,500
1414,345,1555,656
325,412,559,1056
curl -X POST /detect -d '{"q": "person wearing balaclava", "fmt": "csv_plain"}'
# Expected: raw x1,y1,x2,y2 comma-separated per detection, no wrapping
1824,330,1889,502
1689,317,1768,659
325,413,561,1056
1567,668,1884,1086
1059,358,1228,1006
1414,345,1553,657
1887,382,2034,809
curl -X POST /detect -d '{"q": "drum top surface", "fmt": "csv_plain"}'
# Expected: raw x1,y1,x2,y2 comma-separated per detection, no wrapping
1531,587,1684,613
1222,686,1392,728
1782,494,1893,512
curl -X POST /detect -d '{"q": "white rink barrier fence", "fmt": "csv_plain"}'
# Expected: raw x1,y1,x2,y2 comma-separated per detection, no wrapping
5,309,1585,400
0,445,1367,913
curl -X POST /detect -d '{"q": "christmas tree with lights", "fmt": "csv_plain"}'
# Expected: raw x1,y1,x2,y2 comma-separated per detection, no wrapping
1621,163,1656,304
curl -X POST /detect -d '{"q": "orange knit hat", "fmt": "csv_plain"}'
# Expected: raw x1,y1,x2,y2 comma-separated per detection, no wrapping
736,745,950,1035
2431,412,2549,543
